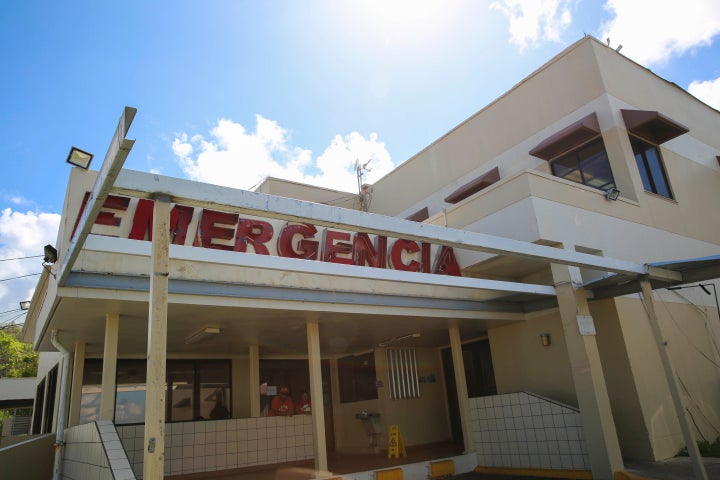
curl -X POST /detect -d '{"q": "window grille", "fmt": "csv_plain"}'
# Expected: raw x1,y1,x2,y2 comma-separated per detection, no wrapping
387,348,420,400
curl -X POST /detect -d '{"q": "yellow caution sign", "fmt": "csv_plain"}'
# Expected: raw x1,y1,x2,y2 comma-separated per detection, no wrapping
387,424,407,459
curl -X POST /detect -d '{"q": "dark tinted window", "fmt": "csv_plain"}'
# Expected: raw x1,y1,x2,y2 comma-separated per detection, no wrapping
631,137,672,198
551,138,616,191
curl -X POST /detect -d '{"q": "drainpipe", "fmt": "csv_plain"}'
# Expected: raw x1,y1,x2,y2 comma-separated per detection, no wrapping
50,330,70,480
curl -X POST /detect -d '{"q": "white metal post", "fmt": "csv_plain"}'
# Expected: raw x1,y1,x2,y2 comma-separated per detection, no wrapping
639,279,708,480
449,325,474,453
307,317,328,474
99,314,119,421
143,194,171,480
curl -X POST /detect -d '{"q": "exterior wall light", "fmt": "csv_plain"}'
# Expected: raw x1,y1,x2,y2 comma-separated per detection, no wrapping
540,333,551,346
604,187,620,201
66,146,94,169
19,301,31,310
43,244,58,264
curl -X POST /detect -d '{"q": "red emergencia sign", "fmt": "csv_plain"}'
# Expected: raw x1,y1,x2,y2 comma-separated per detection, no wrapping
73,193,461,276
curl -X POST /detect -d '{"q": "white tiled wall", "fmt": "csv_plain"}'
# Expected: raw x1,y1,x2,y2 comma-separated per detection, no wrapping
470,392,590,471
117,415,314,478
62,421,135,480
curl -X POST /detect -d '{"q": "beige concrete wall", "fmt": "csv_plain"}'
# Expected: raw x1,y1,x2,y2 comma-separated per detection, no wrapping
488,312,576,407
331,347,450,451
613,295,720,459
590,299,654,460
370,39,607,218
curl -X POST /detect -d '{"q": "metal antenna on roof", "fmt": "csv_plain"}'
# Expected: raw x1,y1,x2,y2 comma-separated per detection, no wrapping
356,158,373,211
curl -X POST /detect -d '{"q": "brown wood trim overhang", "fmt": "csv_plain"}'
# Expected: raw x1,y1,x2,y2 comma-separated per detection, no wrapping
444,166,500,204
405,206,429,222
529,112,600,161
621,109,689,144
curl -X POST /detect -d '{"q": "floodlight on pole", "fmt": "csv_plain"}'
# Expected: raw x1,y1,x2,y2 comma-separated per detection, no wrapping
66,147,94,169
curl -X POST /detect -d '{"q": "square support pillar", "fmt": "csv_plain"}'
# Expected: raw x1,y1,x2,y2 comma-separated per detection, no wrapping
551,264,623,480
449,325,474,453
68,342,85,426
99,314,119,421
143,194,171,480
307,316,328,474
249,344,260,417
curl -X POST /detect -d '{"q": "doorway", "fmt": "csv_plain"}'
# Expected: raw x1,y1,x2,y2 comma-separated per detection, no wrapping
442,339,497,443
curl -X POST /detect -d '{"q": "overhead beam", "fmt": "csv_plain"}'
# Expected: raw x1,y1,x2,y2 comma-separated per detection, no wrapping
57,106,136,286
110,169,681,282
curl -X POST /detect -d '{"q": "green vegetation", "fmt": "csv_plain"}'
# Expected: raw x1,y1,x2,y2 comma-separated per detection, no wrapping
0,325,38,378
678,437,720,458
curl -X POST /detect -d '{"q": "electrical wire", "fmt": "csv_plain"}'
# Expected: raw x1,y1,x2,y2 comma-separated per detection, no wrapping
667,288,720,359
0,273,41,282
655,293,720,369
0,308,24,316
0,255,43,262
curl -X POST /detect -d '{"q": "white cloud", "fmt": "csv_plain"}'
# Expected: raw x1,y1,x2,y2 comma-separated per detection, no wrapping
490,0,573,51
688,76,720,110
173,115,395,193
0,208,60,321
600,0,720,66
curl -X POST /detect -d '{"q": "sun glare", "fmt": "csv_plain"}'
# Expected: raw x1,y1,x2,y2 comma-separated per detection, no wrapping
349,0,457,47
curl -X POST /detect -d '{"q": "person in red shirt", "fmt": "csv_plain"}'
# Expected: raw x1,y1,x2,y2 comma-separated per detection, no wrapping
295,391,312,414
269,387,294,416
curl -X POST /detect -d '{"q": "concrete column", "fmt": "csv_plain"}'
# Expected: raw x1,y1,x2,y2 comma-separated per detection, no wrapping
143,194,171,480
99,314,119,421
551,264,623,480
449,325,474,453
639,279,708,480
68,342,86,426
307,316,328,473
249,344,260,417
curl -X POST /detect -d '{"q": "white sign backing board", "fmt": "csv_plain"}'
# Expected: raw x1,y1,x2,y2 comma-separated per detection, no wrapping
577,315,596,335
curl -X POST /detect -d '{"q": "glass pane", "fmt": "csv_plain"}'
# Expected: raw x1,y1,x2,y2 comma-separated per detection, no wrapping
645,147,672,198
198,361,231,420
168,361,194,422
581,150,615,190
551,151,579,177
115,360,147,424
80,359,103,424
634,152,653,192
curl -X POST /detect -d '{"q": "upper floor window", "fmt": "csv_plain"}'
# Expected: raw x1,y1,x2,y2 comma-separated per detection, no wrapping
550,138,616,191
630,136,673,199
529,112,616,194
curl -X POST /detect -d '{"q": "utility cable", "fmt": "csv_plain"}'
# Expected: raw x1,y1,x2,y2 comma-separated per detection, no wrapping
0,273,41,282
0,255,43,262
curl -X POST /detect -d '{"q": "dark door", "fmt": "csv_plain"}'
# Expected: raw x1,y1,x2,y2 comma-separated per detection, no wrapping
442,339,497,443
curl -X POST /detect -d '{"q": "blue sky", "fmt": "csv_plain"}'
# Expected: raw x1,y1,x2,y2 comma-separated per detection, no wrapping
1,0,719,323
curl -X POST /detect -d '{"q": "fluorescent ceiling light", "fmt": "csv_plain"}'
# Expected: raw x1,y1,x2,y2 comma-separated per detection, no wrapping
379,332,420,347
185,326,221,345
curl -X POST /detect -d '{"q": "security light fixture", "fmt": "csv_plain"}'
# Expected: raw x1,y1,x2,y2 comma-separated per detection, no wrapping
378,332,420,347
604,187,620,201
43,244,58,264
540,333,551,346
185,326,221,345
19,301,31,311
66,147,94,169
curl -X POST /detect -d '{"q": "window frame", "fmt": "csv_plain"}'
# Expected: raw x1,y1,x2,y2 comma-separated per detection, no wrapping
629,135,674,199
549,137,617,192
338,352,378,403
